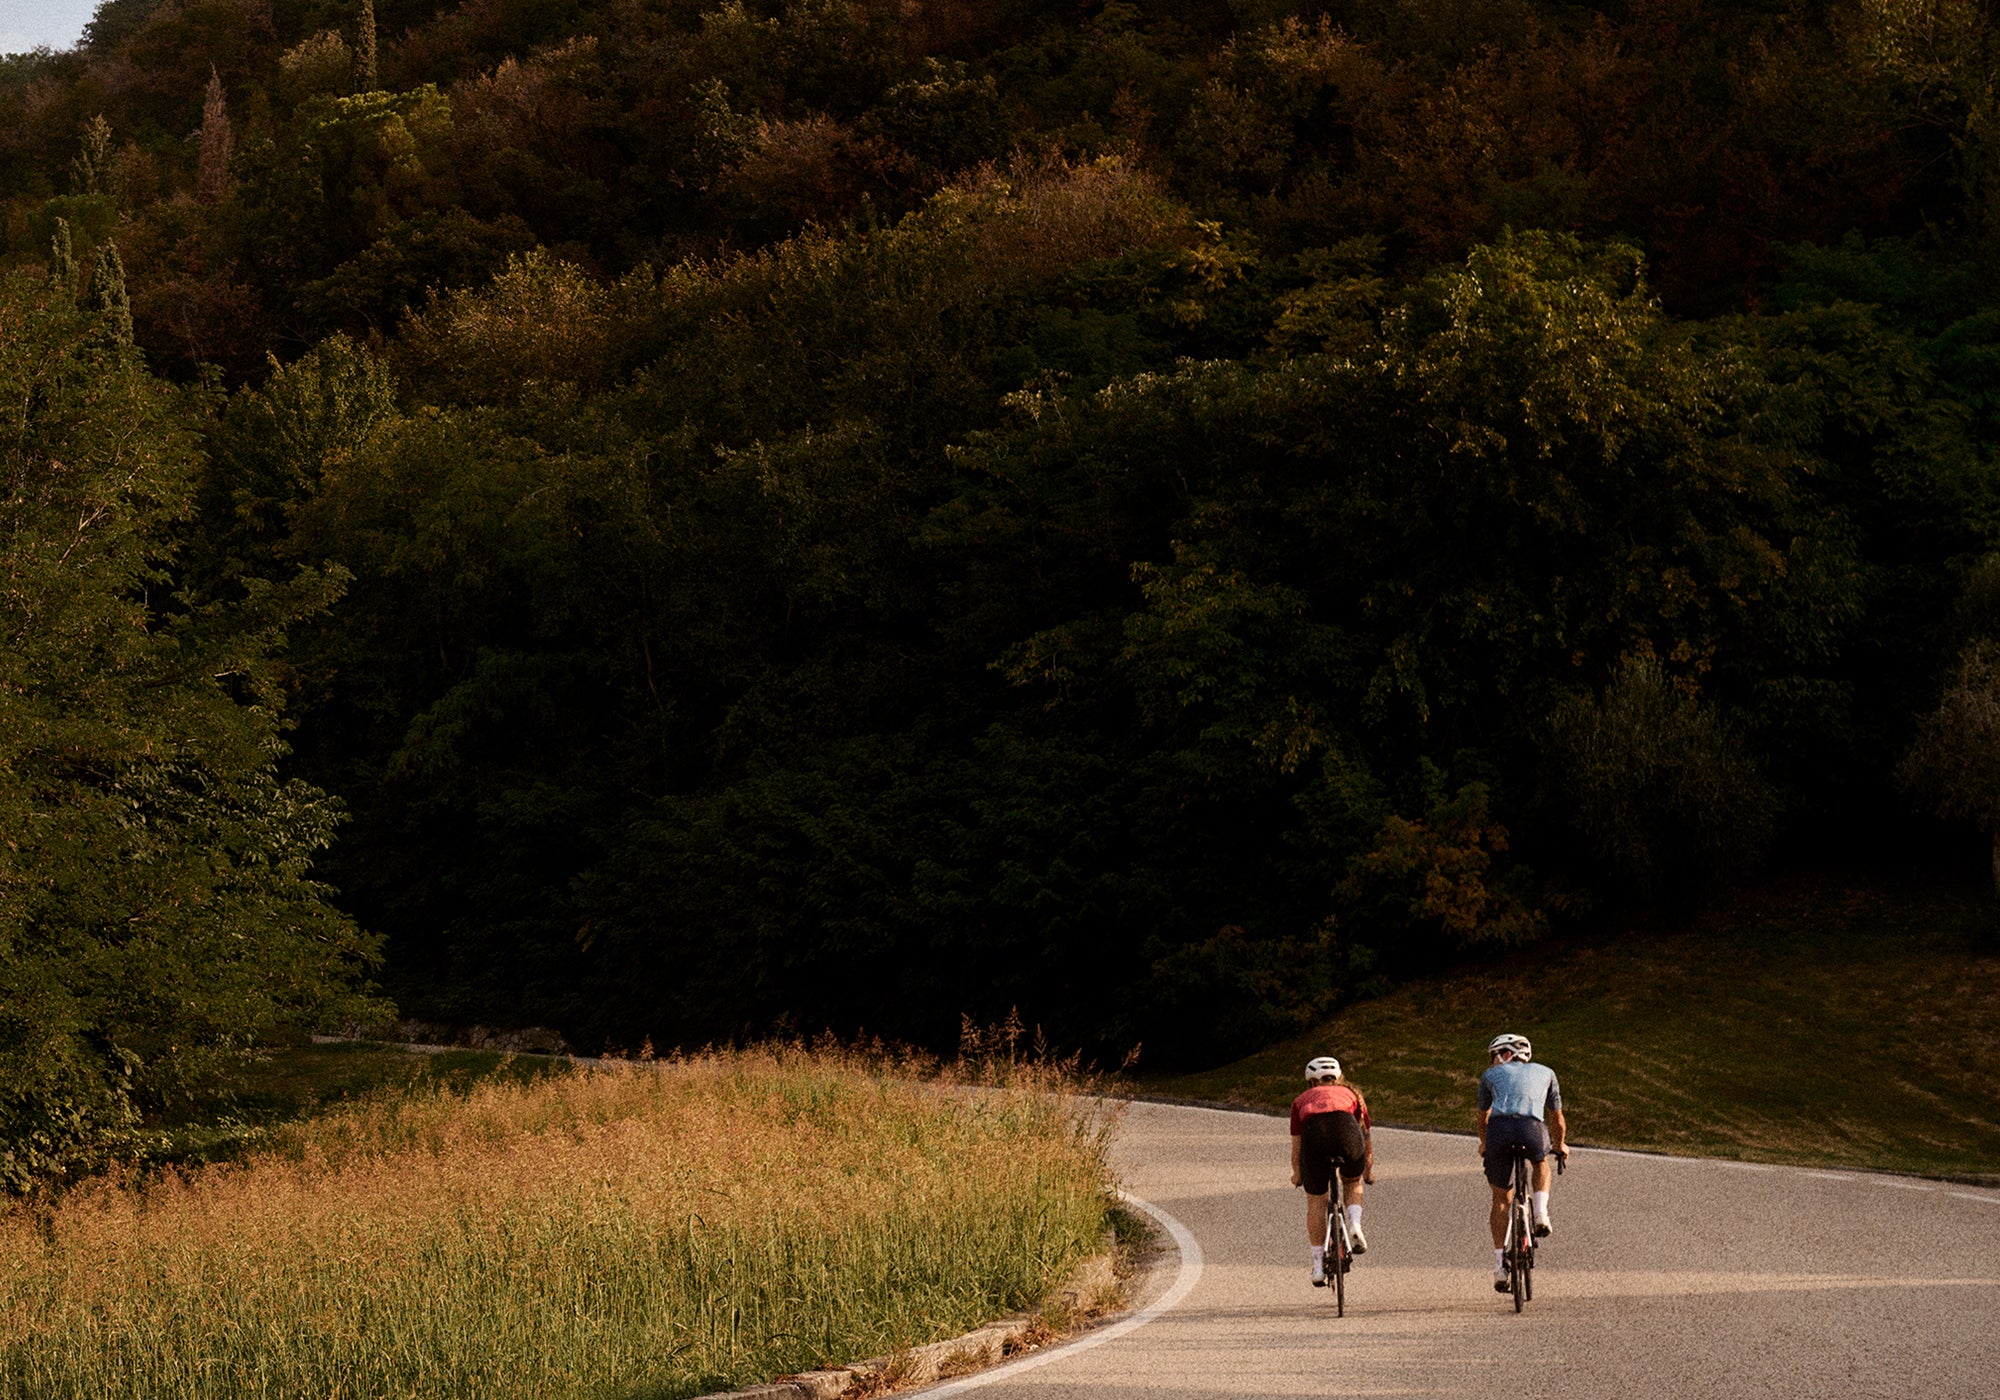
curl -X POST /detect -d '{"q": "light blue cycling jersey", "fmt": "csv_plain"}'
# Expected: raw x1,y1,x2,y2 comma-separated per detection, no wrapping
1478,1060,1562,1120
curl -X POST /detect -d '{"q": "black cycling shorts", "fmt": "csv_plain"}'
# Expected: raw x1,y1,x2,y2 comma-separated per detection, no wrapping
1482,1114,1550,1188
1298,1110,1367,1195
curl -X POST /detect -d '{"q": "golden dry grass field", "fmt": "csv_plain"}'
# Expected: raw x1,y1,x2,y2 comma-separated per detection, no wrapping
0,1048,1112,1400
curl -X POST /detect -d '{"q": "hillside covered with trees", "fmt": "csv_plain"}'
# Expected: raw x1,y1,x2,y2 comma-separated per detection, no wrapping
5,0,2000,1166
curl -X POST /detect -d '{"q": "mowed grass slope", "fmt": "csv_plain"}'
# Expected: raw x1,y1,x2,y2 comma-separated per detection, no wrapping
1155,876,2000,1179
0,1049,1111,1400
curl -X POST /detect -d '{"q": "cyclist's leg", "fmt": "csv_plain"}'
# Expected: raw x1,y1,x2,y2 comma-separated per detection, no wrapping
1298,1115,1338,1281
1327,1112,1368,1247
1299,1117,1337,1240
1482,1117,1519,1247
1523,1121,1553,1233
1488,1181,1511,1247
1487,1181,1512,1290
1305,1181,1332,1285
1483,1117,1522,1287
1341,1169,1365,1244
1336,1166,1368,1252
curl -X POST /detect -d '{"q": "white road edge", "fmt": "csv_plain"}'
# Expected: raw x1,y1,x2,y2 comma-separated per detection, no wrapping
915,1189,1205,1398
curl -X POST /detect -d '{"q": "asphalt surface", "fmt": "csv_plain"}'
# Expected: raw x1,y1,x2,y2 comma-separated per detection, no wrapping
924,1101,2000,1399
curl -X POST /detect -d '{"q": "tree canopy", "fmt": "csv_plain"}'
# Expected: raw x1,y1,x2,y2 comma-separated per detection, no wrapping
4,2,2000,1106
0,267,380,1184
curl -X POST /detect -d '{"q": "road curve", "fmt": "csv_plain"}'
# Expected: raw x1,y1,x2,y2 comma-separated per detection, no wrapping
927,1101,2000,1399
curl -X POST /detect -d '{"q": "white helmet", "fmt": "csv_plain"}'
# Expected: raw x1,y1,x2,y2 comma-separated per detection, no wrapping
1304,1056,1343,1083
1487,1033,1532,1061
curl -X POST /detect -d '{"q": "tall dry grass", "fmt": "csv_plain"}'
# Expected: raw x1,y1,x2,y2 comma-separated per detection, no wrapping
0,1047,1112,1400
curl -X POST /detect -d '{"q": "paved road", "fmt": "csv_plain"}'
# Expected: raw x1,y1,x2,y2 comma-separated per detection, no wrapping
929,1101,2000,1399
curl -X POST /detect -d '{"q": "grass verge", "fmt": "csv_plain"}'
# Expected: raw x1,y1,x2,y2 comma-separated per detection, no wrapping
223,1039,579,1118
119,1041,581,1174
1152,874,2000,1180
0,1048,1112,1400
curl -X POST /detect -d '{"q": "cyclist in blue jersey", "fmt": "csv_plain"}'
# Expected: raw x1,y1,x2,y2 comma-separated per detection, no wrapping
1476,1032,1568,1292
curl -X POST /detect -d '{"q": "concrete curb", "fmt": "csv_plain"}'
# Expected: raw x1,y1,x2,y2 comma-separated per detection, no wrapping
688,1249,1121,1400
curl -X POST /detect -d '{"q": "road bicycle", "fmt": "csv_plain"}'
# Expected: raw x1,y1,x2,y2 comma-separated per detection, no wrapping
1501,1147,1563,1313
1322,1185,1355,1317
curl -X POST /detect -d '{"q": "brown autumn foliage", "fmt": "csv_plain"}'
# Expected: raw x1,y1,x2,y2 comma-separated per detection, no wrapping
1,0,1987,370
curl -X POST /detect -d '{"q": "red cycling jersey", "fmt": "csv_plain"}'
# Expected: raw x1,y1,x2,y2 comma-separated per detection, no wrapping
1290,1083,1369,1134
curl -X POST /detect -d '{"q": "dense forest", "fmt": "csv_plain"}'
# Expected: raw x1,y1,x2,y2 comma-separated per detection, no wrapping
5,0,2000,1167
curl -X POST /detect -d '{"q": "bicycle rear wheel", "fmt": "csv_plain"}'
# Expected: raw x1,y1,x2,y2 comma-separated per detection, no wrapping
1510,1155,1530,1312
1334,1224,1346,1317
1521,1158,1537,1302
1322,1203,1342,1314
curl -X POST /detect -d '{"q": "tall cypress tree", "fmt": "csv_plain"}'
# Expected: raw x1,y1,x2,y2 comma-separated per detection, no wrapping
356,0,378,91
196,68,233,205
69,115,109,196
48,219,77,296
86,241,133,347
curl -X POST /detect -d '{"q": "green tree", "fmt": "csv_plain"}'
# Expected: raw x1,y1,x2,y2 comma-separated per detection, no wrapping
356,0,379,94
1545,656,1778,900
1899,640,2000,896
930,231,1845,1037
196,67,233,206
69,114,111,197
0,271,383,1188
86,239,133,347
47,217,77,294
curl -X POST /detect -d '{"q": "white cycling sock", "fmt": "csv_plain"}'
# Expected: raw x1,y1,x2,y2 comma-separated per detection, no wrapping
1311,1245,1325,1263
1532,1190,1550,1216
1494,1248,1506,1270
1345,1204,1364,1229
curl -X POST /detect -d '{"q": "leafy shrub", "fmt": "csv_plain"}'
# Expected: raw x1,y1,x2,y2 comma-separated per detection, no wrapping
1546,656,1778,899
1899,640,2000,894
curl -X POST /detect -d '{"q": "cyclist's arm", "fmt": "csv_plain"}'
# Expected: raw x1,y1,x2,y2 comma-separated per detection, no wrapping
1358,1092,1376,1182
1475,1068,1494,1156
1290,1130,1303,1187
1545,1072,1568,1159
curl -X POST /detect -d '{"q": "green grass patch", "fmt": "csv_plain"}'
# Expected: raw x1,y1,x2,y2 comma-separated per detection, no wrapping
126,1041,579,1172
1152,874,2000,1180
3,1049,1111,1399
217,1039,577,1121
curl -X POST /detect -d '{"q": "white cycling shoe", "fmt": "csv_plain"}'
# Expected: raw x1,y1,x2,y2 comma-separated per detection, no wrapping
1310,1255,1327,1287
1532,1209,1552,1238
1493,1265,1511,1293
1348,1223,1368,1255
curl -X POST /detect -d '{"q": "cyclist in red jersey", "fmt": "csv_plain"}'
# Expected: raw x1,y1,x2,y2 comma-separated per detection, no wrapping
1289,1055,1375,1285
